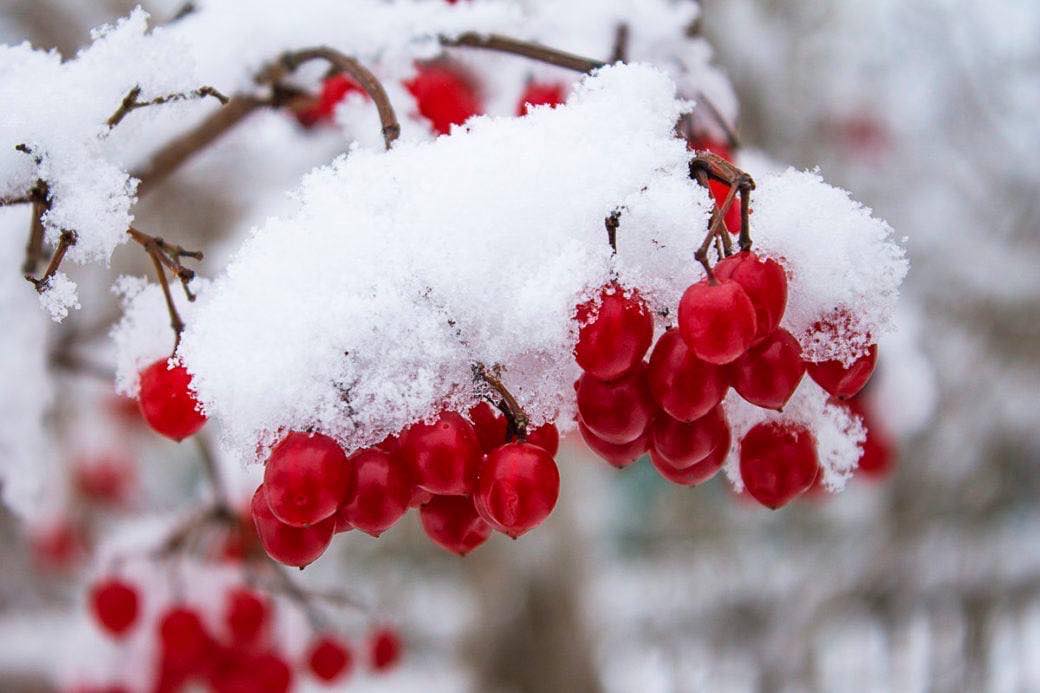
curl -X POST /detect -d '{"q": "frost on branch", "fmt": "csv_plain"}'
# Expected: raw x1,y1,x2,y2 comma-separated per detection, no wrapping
174,63,907,477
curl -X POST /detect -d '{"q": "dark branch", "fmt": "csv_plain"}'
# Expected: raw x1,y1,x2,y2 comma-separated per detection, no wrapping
25,229,76,292
441,33,605,73
610,23,630,63
107,85,229,129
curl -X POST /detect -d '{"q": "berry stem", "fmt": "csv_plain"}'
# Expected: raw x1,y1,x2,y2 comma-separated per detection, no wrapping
739,183,753,252
24,228,76,292
128,227,203,352
605,209,621,254
474,363,529,440
441,33,605,73
106,84,229,129
610,23,630,63
22,180,49,276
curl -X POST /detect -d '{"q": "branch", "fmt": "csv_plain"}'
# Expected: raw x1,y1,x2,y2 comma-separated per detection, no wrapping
441,33,605,73
107,85,229,129
473,363,529,440
127,227,204,351
25,229,75,292
21,180,49,276
278,47,400,150
610,23,630,64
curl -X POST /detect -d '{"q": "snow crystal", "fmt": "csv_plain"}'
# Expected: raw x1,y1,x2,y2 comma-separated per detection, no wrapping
37,272,81,322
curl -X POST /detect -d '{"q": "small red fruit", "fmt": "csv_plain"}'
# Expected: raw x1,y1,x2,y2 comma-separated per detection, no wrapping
90,577,139,637
576,366,655,445
728,329,805,410
843,396,895,478
575,284,654,381
223,587,269,646
807,344,878,399
469,401,508,453
739,421,819,509
400,411,482,496
307,635,353,683
404,64,482,135
647,328,728,421
420,494,491,556
137,359,206,442
369,628,402,672
250,485,335,568
298,73,366,126
339,447,411,537
477,443,560,538
74,454,134,505
517,81,565,116
158,606,212,673
714,251,788,343
678,279,757,364
526,422,560,456
263,431,354,527
650,405,729,470
649,419,730,486
578,421,649,469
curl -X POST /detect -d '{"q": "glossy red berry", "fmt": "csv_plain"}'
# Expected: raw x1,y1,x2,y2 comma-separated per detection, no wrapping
158,606,212,673
469,401,508,453
729,329,805,410
807,344,878,399
526,422,560,456
477,442,560,538
420,494,491,556
263,431,353,527
517,81,565,116
649,417,730,486
90,577,139,637
408,486,434,508
137,359,206,442
574,284,654,381
307,635,352,683
739,421,819,509
223,587,269,646
576,366,655,445
404,64,481,135
647,328,728,421
714,251,788,343
650,405,729,470
678,279,757,364
250,485,334,568
400,411,482,496
339,447,411,537
578,420,649,469
369,628,402,672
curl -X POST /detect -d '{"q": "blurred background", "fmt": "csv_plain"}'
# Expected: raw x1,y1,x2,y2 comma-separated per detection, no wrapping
0,0,1038,691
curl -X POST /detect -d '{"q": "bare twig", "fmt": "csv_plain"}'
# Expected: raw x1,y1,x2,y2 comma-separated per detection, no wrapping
107,85,229,129
25,229,76,292
441,33,605,73
610,23,630,63
22,181,49,276
695,90,740,150
127,227,203,351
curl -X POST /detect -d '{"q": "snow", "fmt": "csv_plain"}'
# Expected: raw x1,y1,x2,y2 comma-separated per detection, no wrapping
37,271,81,322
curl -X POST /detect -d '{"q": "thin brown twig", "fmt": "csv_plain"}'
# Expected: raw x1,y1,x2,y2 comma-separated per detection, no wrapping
128,227,198,351
107,85,229,129
610,23,630,63
25,229,76,292
22,181,49,275
442,33,606,73
474,363,529,440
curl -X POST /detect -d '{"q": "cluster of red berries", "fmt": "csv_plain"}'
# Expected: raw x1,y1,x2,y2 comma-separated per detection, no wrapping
574,249,878,508
88,576,401,692
249,402,561,567
295,62,564,134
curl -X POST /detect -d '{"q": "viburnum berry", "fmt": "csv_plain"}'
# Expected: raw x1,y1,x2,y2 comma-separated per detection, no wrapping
574,283,654,381
223,587,269,646
297,73,365,127
649,418,730,486
678,278,758,364
368,627,402,672
476,442,560,538
728,329,805,410
89,577,139,638
400,411,482,496
650,405,729,470
307,635,353,683
714,251,788,343
137,359,206,442
158,605,213,674
251,650,294,693
526,422,560,456
469,401,508,453
647,328,728,421
338,447,411,537
263,431,354,527
576,366,655,445
74,454,134,505
404,63,482,135
739,421,820,509
517,81,565,116
250,485,335,568
807,344,878,399
420,494,491,556
578,421,649,469
30,519,83,571
842,396,895,478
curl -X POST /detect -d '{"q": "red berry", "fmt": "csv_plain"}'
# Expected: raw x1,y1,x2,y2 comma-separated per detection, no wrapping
517,81,565,116
578,420,649,469
678,279,757,364
649,416,730,486
90,577,139,638
223,587,269,646
843,396,895,478
650,405,729,470
251,651,293,693
263,431,354,527
158,606,212,673
74,454,134,505
469,401,508,453
525,422,560,456
404,64,482,135
307,635,353,683
30,519,83,571
408,486,434,508
476,442,559,538
332,503,353,533
137,359,206,441
420,494,491,556
250,485,334,568
400,411,482,496
739,421,819,509
807,344,878,399
576,366,655,445
369,628,402,672
574,284,654,381
647,328,728,421
728,329,805,410
714,251,788,343
339,447,411,537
